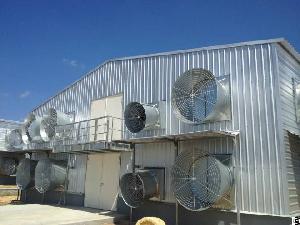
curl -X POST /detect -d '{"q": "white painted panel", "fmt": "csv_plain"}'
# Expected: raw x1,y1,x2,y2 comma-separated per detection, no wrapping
99,153,120,211
90,99,106,141
84,153,120,210
84,154,102,208
106,94,123,140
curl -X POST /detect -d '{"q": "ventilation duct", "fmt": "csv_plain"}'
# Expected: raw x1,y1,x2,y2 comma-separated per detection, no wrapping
35,159,67,194
171,68,230,124
16,158,38,190
171,150,233,211
40,108,72,142
21,114,43,144
0,157,18,176
5,129,23,149
120,170,158,208
124,102,161,133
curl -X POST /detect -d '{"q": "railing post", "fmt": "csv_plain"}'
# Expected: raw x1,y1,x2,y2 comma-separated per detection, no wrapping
76,122,81,144
111,117,114,141
94,118,98,142
106,117,110,142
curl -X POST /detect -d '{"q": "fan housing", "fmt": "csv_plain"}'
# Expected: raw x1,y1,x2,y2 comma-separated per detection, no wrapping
120,170,158,208
34,159,67,194
171,149,233,211
5,129,23,149
124,102,160,133
40,108,72,142
16,158,38,190
171,68,230,124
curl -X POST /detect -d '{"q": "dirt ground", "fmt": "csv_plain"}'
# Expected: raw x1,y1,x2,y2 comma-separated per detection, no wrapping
0,195,17,205
0,185,16,189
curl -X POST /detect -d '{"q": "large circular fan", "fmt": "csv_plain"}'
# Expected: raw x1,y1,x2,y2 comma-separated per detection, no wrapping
22,114,43,144
40,108,72,142
120,171,158,208
124,102,147,133
35,159,67,194
5,129,23,148
2,158,18,175
16,158,37,190
172,69,219,123
171,149,233,211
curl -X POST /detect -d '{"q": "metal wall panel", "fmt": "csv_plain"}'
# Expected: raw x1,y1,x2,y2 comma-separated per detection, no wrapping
277,44,300,215
135,142,176,202
30,42,289,215
67,154,87,194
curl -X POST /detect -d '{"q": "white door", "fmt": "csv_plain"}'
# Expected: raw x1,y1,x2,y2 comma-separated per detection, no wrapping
84,154,102,208
90,98,106,141
106,95,123,140
90,94,123,141
84,153,120,210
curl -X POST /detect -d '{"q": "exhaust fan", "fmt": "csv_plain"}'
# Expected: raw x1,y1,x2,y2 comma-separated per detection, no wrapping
120,170,158,208
0,157,18,176
172,68,230,124
124,102,164,133
35,159,67,194
40,108,72,142
21,114,43,144
16,158,38,190
171,149,233,211
5,129,23,149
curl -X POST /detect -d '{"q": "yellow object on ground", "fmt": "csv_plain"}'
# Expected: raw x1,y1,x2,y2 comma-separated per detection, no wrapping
136,217,166,225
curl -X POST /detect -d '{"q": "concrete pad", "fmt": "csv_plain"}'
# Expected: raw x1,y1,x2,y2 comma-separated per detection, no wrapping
0,204,127,225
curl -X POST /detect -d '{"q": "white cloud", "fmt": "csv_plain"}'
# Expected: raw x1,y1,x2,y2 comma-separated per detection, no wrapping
19,91,31,99
62,58,85,69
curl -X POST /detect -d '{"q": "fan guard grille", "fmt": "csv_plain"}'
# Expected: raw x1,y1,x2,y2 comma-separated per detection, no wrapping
2,158,17,175
172,69,218,123
124,102,146,133
35,159,52,193
120,171,158,208
120,172,145,208
35,159,67,194
16,158,37,190
171,149,233,211
6,129,23,148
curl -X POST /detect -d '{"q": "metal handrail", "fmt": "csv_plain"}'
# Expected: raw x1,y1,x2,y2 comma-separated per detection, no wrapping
54,115,125,147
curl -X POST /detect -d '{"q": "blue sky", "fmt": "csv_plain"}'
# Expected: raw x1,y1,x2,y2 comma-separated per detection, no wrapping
0,0,299,121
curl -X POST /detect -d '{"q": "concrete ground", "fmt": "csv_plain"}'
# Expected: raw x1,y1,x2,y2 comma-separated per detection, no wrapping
0,204,128,225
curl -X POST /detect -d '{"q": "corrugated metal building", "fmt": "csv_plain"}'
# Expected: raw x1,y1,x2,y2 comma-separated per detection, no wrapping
0,119,22,151
16,38,300,225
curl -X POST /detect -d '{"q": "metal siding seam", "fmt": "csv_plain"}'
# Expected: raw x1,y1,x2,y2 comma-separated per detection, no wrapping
234,48,244,210
268,44,282,214
242,47,251,211
248,46,259,211
274,46,290,215
261,45,274,213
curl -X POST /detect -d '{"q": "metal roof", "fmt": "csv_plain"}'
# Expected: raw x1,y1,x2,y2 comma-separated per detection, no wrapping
31,38,300,113
0,119,22,129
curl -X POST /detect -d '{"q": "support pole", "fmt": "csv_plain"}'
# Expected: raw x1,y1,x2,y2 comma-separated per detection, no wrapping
130,143,135,225
131,143,136,173
233,136,241,225
130,207,133,225
174,139,179,225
